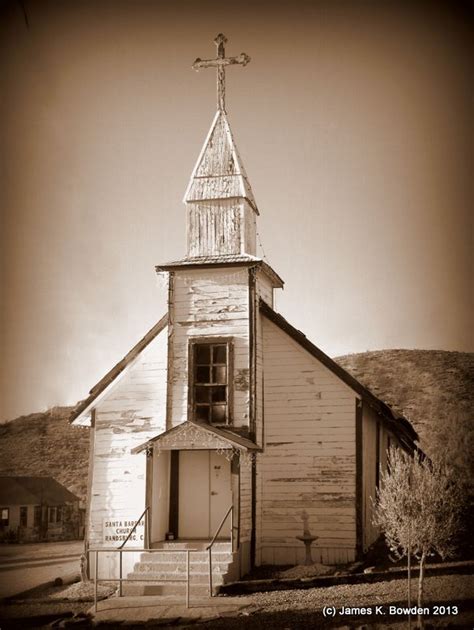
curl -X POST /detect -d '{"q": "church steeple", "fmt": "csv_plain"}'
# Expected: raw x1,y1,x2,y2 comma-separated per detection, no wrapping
184,35,258,259
184,109,258,212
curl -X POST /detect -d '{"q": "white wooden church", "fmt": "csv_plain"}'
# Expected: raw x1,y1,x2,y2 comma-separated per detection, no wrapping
71,35,417,592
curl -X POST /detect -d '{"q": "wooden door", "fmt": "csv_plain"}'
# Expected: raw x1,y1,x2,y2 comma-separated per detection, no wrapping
210,452,232,537
178,451,232,539
178,450,209,538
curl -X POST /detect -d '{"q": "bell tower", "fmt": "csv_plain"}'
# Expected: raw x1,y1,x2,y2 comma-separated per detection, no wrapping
183,34,258,259
156,34,283,437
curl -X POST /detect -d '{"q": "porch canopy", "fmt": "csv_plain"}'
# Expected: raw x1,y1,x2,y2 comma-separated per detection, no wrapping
132,420,260,454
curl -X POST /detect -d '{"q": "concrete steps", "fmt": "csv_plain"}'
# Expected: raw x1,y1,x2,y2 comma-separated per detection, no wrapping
138,551,233,564
122,582,215,597
123,540,237,597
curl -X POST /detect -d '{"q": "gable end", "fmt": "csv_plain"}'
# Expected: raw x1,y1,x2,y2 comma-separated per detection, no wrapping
259,300,418,449
70,314,168,425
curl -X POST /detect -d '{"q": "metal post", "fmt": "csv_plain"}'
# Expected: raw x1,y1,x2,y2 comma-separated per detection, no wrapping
208,547,213,597
146,507,150,549
144,507,148,549
186,550,190,608
94,550,98,613
119,550,123,597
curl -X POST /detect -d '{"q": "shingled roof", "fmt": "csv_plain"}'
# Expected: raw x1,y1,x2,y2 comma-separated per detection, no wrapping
0,477,79,506
156,255,284,288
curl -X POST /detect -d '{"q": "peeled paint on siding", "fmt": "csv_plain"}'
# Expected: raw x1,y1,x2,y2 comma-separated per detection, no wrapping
168,267,250,428
87,329,168,546
187,201,256,258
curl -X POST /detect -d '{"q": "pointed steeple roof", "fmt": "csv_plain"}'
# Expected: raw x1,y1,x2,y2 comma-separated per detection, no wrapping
184,110,258,213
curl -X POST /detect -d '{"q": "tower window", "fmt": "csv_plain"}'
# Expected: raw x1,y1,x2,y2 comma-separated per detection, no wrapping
189,339,233,425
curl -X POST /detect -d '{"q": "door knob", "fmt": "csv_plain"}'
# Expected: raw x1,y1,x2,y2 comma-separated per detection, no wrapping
211,491,217,496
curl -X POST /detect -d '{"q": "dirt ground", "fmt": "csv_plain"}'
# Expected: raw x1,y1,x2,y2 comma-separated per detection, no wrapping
0,572,472,628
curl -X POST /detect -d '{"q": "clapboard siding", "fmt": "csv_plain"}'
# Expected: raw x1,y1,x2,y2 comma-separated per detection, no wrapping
87,328,168,547
257,316,357,565
169,267,250,429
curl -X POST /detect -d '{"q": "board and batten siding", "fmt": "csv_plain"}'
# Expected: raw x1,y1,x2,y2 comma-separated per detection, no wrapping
168,267,250,429
87,327,168,557
258,316,358,566
187,201,256,258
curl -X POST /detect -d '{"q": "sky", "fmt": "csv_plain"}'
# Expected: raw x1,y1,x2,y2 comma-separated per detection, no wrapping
0,0,472,421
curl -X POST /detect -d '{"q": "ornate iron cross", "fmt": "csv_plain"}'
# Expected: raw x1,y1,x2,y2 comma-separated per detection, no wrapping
192,34,250,112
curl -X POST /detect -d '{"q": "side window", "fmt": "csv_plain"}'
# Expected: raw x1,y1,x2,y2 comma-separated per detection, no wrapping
0,508,9,527
189,339,233,425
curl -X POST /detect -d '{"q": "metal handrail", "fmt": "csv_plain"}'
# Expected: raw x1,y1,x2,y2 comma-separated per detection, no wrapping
118,506,149,549
206,504,233,551
90,546,198,612
206,504,233,596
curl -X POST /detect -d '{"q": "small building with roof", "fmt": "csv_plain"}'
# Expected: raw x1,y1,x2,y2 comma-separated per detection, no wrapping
0,476,82,543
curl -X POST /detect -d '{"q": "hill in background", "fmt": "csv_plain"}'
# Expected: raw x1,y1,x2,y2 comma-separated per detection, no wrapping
0,350,472,503
335,349,473,452
0,406,89,502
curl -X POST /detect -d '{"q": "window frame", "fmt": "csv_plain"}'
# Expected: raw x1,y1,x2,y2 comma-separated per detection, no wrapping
188,337,234,426
0,507,9,527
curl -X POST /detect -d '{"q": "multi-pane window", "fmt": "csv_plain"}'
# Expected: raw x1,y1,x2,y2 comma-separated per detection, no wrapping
20,506,28,528
49,507,57,523
191,341,231,425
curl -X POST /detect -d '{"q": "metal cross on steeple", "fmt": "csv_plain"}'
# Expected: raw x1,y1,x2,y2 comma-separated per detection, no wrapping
192,34,250,112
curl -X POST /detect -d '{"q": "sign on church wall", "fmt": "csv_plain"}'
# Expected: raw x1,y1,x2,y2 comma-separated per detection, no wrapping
103,517,145,545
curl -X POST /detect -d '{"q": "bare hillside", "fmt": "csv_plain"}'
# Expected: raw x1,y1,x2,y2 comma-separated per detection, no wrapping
335,349,473,452
0,406,89,502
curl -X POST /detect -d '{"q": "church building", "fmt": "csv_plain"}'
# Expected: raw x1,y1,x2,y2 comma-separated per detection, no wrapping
71,35,417,591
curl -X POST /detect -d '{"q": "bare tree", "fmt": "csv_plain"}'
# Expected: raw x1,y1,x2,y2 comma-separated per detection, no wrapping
373,446,463,628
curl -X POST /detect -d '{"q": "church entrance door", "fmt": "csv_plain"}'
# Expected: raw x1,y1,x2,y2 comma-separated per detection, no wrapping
178,450,231,539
